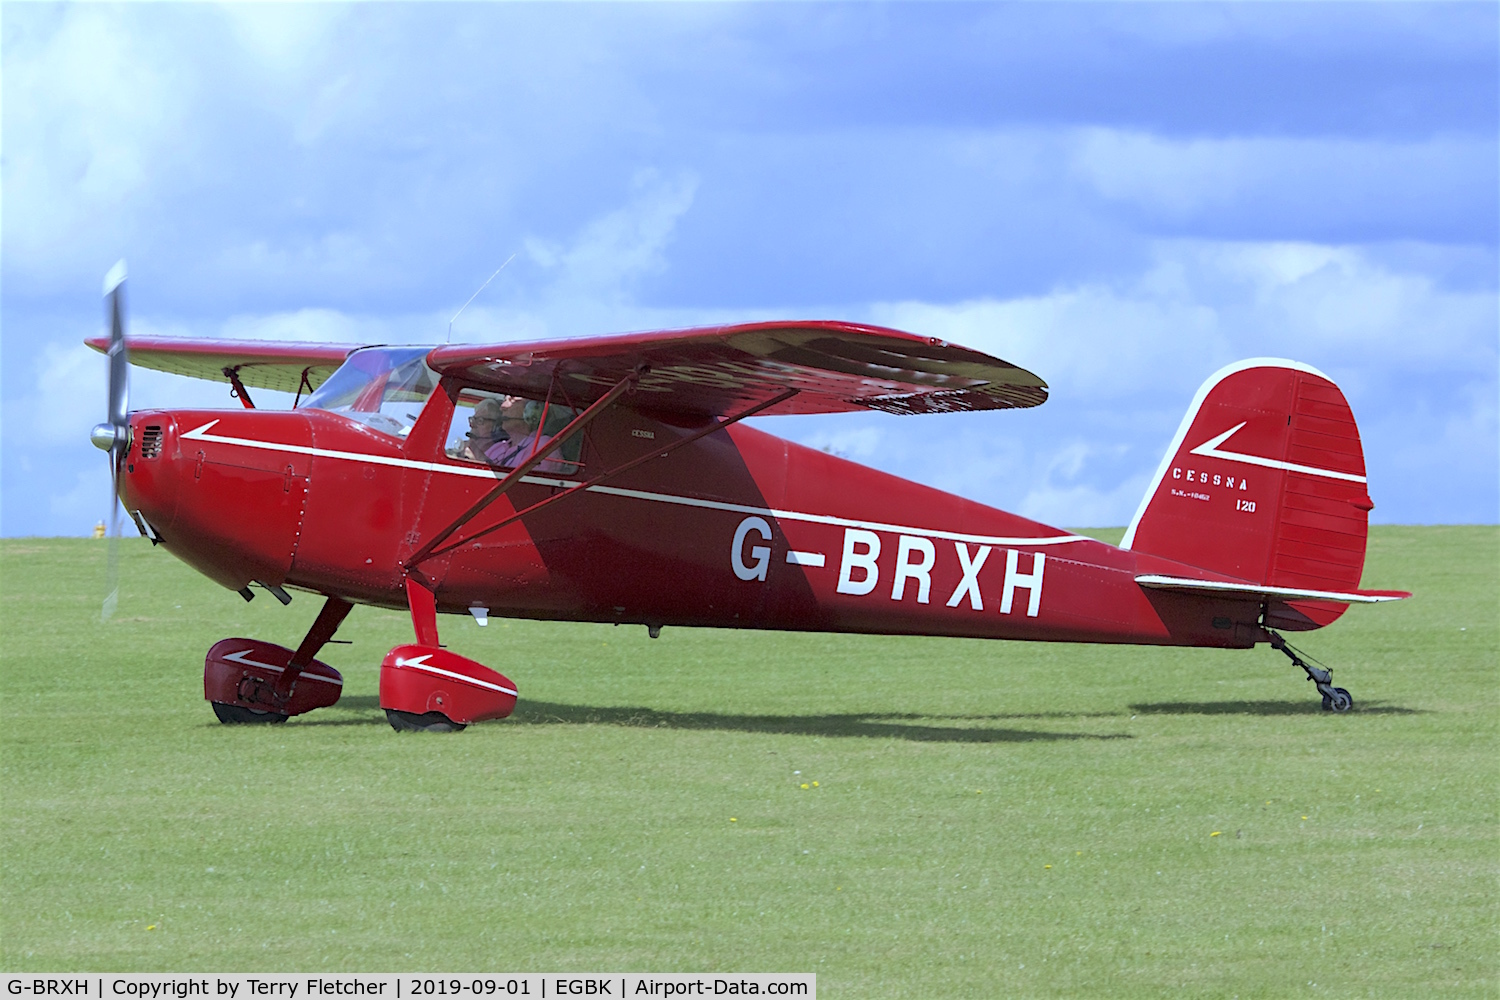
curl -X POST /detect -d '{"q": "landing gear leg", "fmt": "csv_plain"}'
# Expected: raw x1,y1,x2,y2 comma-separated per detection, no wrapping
376,575,516,732
272,596,354,703
383,576,465,733
1268,631,1353,712
207,595,353,724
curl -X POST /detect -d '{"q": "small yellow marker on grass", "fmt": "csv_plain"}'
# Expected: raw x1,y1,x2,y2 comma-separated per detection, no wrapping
1211,831,1221,837
1044,864,1051,869
146,925,157,931
730,817,737,823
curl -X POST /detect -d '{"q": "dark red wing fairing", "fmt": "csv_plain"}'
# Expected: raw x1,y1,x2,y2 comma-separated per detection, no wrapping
426,321,1047,417
85,336,358,395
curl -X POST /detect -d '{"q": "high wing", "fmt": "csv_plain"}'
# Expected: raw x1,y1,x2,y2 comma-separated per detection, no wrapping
425,321,1046,417
86,321,1047,417
84,336,359,396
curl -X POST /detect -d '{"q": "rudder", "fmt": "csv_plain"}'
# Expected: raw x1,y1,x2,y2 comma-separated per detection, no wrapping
1122,359,1374,627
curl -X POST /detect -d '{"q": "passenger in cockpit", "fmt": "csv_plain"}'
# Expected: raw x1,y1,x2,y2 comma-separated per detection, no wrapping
484,396,555,469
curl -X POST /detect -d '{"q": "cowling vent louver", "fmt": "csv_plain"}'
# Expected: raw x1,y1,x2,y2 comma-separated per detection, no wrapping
140,425,164,459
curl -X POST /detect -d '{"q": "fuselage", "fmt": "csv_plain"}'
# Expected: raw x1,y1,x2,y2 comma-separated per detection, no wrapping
116,386,1263,650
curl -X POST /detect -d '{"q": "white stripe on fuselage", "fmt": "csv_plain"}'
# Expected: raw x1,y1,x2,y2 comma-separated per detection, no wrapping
181,419,1088,549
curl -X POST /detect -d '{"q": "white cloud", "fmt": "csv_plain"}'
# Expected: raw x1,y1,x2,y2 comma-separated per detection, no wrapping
48,465,112,531
218,4,347,82
1197,241,1495,371
1016,475,1152,530
867,239,1494,401
794,238,1499,524
525,170,700,303
795,426,885,461
3,6,185,276
453,172,723,342
870,283,1226,403
216,308,420,345
213,232,380,291
1069,129,1493,228
1011,441,1149,528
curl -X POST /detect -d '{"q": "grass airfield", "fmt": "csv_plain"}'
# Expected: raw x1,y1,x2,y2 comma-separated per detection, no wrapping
1,527,1494,997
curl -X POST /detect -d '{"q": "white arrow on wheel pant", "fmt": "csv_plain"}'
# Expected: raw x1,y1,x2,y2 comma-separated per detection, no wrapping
223,648,342,686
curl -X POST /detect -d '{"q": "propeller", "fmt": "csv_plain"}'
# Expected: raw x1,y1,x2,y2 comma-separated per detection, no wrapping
90,260,130,622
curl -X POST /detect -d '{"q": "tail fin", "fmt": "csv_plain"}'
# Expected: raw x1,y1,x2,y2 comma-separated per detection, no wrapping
1121,359,1375,627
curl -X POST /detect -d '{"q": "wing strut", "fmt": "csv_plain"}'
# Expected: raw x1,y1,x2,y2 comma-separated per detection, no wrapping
222,367,256,409
293,367,315,408
414,387,799,564
402,372,641,569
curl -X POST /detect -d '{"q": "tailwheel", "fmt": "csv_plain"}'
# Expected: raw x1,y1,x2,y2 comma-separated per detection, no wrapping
385,709,466,733
1268,631,1354,713
1321,687,1354,713
211,702,289,725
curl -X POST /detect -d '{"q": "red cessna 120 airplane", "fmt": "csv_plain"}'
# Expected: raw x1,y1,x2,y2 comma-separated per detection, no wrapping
88,264,1408,732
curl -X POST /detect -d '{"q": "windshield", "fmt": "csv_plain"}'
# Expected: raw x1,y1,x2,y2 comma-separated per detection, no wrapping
303,347,439,439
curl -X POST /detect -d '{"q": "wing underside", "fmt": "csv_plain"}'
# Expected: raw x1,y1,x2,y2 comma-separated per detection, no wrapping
425,321,1048,417
84,337,358,395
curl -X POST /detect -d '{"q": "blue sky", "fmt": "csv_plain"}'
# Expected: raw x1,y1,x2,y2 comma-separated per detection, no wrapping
4,2,1496,535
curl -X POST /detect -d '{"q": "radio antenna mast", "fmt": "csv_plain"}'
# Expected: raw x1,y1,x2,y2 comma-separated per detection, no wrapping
448,253,516,343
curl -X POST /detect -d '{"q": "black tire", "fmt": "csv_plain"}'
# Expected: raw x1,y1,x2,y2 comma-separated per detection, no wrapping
212,702,289,725
385,709,466,733
1321,687,1354,713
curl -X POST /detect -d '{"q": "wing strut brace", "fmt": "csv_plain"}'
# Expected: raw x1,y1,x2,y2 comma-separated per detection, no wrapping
412,387,799,566
223,367,256,409
403,372,641,569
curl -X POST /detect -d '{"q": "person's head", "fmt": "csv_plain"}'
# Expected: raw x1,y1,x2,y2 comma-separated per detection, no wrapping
468,397,503,439
501,395,542,433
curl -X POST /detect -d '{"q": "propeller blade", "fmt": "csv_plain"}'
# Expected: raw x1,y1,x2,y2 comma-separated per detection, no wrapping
105,260,129,438
101,514,120,622
100,260,128,623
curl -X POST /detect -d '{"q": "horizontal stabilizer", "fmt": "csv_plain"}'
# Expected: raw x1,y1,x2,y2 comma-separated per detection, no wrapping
1135,574,1409,605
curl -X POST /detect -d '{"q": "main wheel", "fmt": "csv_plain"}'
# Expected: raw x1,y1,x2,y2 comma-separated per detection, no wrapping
1321,687,1354,713
212,702,289,724
385,709,466,733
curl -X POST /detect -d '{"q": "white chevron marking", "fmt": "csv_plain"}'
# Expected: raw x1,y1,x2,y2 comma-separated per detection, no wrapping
1189,423,1366,483
222,648,343,686
392,655,517,696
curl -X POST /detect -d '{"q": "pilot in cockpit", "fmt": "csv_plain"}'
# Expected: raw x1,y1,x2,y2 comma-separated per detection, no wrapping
449,397,507,462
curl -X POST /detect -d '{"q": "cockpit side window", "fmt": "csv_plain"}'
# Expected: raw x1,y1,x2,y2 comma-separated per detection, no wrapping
303,347,439,439
444,388,581,474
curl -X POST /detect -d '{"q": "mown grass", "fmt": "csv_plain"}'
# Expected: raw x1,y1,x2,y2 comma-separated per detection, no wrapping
1,527,1495,997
